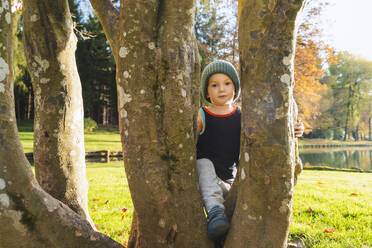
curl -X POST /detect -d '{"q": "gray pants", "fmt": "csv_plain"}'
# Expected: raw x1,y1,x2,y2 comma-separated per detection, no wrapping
196,158,232,213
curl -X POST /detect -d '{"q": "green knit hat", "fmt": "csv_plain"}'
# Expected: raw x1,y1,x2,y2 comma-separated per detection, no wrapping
200,60,240,103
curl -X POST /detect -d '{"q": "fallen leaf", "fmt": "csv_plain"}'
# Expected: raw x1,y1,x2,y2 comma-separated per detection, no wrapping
350,192,358,196
323,228,336,233
307,207,313,213
93,198,100,202
95,224,99,230
317,181,324,184
118,229,126,236
105,200,111,204
123,240,128,247
121,208,127,213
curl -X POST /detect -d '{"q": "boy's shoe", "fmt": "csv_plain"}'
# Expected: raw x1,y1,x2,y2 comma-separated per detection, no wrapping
207,206,230,240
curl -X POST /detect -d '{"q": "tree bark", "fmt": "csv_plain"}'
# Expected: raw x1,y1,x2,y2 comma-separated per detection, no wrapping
116,0,212,247
224,1,305,247
0,4,122,247
22,0,92,225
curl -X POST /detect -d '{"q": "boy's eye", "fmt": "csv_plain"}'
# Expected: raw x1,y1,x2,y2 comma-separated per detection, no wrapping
211,84,217,87
225,82,231,85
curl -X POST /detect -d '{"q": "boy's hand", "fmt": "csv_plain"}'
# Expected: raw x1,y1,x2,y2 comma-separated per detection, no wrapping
294,119,304,138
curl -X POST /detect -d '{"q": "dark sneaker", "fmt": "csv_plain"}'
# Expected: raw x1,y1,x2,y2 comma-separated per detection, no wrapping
207,206,230,240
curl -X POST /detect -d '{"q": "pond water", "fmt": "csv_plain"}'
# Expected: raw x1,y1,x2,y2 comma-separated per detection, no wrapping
299,147,372,171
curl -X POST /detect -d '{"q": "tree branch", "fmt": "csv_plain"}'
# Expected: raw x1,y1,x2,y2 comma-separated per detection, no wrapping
89,0,119,61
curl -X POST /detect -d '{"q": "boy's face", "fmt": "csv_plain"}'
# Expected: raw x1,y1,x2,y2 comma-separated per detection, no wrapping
207,73,235,106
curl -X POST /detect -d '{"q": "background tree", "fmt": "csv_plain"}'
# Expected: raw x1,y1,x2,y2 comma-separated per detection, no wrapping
0,1,122,246
294,0,337,131
22,0,93,224
323,52,372,140
76,14,117,126
12,7,34,121
195,0,239,69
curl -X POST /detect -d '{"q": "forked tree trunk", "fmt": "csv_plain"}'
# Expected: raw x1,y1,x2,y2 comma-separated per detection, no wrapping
90,0,212,246
0,4,122,247
22,0,92,224
117,1,211,247
224,1,305,247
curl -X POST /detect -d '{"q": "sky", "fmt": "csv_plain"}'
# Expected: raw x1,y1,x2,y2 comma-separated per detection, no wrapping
317,0,372,61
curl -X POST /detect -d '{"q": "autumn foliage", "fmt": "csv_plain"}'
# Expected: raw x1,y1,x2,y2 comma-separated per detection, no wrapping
294,2,337,131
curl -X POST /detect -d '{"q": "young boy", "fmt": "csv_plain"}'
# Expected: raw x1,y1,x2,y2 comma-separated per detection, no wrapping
196,60,304,240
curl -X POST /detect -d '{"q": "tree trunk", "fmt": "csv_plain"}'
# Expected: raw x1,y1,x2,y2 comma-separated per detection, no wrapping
89,0,212,246
0,4,122,247
22,0,92,225
118,1,212,247
225,1,305,247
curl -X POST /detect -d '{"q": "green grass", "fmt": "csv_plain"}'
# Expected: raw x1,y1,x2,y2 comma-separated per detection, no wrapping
87,162,372,247
18,125,122,153
290,170,372,247
87,162,132,246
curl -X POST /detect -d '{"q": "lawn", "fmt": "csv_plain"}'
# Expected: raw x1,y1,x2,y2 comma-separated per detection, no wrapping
87,162,372,247
18,125,122,153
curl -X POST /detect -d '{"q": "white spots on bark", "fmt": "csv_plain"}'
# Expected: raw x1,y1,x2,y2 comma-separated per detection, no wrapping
179,109,183,113
118,86,132,108
40,78,50,84
241,168,246,180
75,231,82,237
280,74,291,85
181,89,187,97
123,32,126,37
0,193,10,208
90,235,97,241
5,12,10,24
122,93,132,105
279,198,290,214
70,150,76,156
186,133,190,139
30,14,39,22
0,57,10,82
178,144,183,149
43,197,58,212
244,152,249,162
148,42,156,50
247,215,257,221
242,204,248,210
123,71,130,79
7,210,28,234
161,86,166,90
190,156,193,161
59,109,64,115
285,181,291,191
140,89,145,94
120,109,127,118
60,64,66,71
158,218,166,228
0,82,4,93
124,130,128,137
282,54,292,66
0,178,5,190
119,47,129,58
